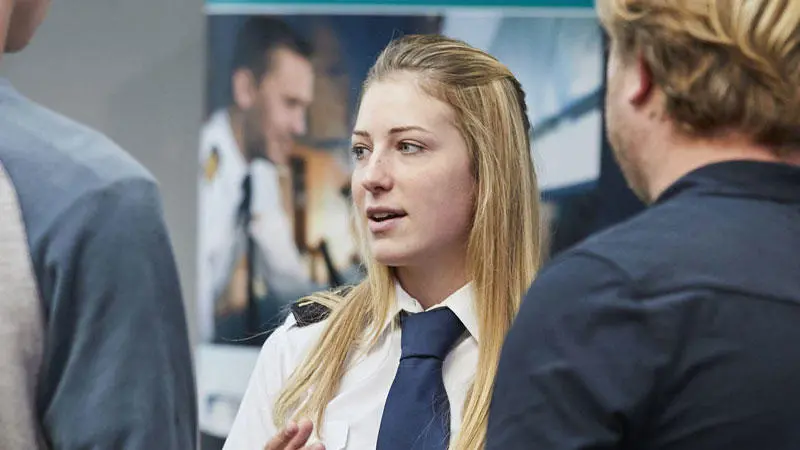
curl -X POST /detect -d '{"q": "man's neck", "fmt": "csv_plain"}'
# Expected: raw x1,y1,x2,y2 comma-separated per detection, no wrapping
0,2,12,61
226,107,287,167
644,132,797,203
227,106,251,163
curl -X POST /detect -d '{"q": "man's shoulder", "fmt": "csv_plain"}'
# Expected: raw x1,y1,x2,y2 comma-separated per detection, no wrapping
549,198,733,295
0,86,164,280
199,109,233,157
521,208,685,320
0,86,152,184
0,85,158,235
551,206,660,270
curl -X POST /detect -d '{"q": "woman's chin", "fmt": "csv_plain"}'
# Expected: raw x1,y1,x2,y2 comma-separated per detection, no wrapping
373,254,409,268
370,246,413,268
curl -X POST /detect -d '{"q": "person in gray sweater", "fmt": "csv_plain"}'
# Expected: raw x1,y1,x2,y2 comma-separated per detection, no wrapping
0,0,197,448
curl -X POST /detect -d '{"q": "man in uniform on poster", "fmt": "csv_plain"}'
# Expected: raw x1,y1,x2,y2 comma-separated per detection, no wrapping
198,16,318,344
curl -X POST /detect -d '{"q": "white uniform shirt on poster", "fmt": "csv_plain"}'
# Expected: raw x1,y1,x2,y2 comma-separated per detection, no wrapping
197,109,309,343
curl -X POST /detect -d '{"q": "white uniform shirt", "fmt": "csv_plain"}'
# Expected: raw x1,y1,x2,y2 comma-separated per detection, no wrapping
197,109,311,342
223,282,480,450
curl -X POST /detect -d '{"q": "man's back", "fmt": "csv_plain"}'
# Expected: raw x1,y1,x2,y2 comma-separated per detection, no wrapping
0,78,197,449
488,160,800,449
489,0,800,447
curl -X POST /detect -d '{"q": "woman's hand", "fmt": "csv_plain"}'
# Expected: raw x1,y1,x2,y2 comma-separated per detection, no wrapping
264,419,325,450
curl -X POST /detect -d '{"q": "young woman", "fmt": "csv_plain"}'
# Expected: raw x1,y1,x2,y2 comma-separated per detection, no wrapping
223,34,542,450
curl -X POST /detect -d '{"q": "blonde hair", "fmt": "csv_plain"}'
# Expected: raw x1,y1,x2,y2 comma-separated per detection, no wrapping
598,0,800,150
273,34,541,450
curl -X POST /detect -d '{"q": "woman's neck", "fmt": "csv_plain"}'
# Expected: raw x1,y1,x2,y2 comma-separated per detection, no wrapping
395,258,469,310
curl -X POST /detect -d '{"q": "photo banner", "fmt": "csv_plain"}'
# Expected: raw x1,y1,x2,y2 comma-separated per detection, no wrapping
197,0,602,446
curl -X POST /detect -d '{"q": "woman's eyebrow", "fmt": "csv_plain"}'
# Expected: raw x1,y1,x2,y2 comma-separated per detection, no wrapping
352,125,432,138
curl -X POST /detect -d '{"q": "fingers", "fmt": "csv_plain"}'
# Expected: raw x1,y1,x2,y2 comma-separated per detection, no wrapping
297,419,325,450
264,421,299,450
286,419,314,449
264,419,324,450
302,444,325,450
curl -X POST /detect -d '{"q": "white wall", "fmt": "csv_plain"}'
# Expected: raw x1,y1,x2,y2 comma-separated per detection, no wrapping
1,0,205,343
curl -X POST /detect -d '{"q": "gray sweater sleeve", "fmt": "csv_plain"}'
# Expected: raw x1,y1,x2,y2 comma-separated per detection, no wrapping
33,177,197,449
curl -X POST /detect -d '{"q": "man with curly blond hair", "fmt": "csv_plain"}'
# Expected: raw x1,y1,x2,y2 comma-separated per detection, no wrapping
488,1,800,448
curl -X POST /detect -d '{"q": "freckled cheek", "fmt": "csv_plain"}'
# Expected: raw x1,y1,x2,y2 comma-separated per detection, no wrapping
413,179,473,230
443,173,478,234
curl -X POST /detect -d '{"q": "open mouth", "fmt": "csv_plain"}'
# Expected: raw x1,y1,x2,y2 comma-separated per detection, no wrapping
366,208,407,233
369,211,406,222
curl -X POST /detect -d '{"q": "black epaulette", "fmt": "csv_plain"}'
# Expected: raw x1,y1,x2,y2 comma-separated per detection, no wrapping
291,302,332,327
290,287,353,328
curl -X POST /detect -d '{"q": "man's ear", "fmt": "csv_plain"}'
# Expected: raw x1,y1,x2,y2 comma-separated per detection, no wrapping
232,68,258,110
630,51,655,106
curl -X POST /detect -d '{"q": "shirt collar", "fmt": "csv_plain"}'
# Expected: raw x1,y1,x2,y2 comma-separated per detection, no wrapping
656,160,800,205
380,281,480,342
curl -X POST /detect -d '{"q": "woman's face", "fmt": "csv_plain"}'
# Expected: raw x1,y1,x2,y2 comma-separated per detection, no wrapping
351,73,475,269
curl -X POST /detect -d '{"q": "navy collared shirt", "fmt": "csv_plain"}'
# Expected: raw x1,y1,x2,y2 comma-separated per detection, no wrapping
487,160,800,450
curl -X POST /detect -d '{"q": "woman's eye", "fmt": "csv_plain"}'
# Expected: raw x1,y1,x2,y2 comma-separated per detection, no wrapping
351,145,369,160
399,142,423,154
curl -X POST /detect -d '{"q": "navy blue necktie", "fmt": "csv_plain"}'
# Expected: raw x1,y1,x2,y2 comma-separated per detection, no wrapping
377,307,466,450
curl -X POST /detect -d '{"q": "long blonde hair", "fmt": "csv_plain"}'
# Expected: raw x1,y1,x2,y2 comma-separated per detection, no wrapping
273,34,541,450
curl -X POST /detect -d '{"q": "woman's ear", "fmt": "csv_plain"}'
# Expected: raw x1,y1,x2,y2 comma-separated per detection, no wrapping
232,68,258,111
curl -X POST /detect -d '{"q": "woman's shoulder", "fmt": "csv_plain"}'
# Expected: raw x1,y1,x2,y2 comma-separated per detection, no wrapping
289,300,333,328
259,287,353,369
224,296,343,450
263,305,330,365
285,285,354,330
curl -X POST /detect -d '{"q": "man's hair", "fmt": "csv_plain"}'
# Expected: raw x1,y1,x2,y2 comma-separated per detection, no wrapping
231,16,313,80
598,0,800,150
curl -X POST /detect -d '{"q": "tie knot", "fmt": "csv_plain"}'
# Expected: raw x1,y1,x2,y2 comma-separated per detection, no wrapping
400,308,465,361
